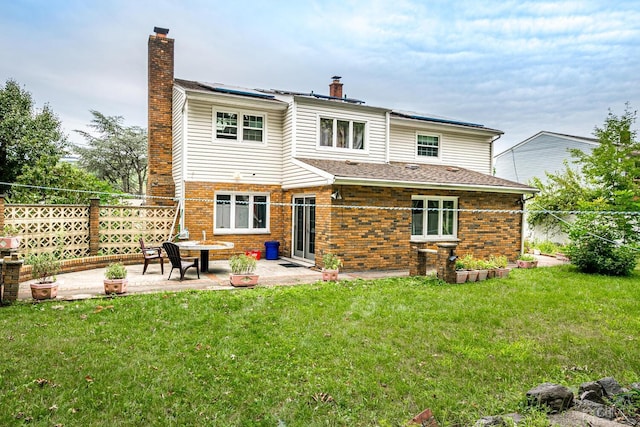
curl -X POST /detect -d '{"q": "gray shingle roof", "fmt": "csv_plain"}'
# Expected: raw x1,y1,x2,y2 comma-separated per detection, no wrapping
297,158,536,192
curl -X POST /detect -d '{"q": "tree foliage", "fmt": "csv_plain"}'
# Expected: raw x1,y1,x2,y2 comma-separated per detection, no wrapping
9,155,121,204
74,111,147,195
0,79,67,187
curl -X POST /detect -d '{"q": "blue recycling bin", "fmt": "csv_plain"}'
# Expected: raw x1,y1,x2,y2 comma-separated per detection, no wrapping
264,241,280,260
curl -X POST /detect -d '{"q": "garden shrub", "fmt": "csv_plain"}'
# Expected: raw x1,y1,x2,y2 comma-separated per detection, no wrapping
567,216,637,276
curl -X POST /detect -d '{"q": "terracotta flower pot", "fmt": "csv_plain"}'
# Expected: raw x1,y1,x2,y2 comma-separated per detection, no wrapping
477,270,489,281
455,270,468,284
30,281,59,300
230,274,259,287
104,278,128,294
517,260,538,269
322,269,339,281
0,236,20,249
467,270,479,282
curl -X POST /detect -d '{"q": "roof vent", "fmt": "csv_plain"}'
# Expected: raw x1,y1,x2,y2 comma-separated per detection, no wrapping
405,164,419,170
345,160,358,165
446,167,460,172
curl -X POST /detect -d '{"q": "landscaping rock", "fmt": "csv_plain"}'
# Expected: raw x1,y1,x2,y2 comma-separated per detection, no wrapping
579,381,604,397
526,383,574,413
597,377,625,397
474,414,523,426
573,399,613,419
631,383,640,391
580,389,606,404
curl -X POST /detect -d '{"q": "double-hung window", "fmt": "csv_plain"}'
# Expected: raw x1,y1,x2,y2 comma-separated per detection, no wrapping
215,193,269,233
215,110,264,142
411,196,457,239
417,134,440,158
319,117,365,150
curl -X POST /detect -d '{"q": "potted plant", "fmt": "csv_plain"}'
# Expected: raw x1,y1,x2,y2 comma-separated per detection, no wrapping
476,259,490,281
460,254,478,282
485,257,498,279
493,255,510,278
517,253,538,269
0,224,21,250
229,253,259,286
104,262,128,294
321,253,342,281
455,259,468,284
28,252,60,300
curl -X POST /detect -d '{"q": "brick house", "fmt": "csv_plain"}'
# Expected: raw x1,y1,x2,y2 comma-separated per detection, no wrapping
147,27,535,271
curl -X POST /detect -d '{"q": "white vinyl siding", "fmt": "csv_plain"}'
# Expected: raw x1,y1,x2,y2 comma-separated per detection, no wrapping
390,122,493,174
183,98,284,184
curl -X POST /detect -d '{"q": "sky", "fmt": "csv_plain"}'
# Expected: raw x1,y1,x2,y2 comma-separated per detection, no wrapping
2,0,639,154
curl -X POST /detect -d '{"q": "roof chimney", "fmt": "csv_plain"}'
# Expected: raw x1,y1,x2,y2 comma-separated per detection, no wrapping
147,26,175,205
329,76,343,99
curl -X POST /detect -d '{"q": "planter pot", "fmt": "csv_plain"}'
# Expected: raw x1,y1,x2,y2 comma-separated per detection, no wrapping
455,270,468,284
517,260,538,269
467,270,479,282
322,269,339,282
477,269,489,281
487,269,497,279
0,236,20,249
496,268,511,278
104,278,128,294
30,281,59,300
230,274,259,287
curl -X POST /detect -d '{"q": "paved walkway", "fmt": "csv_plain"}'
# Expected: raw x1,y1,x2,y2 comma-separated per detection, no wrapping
15,254,567,302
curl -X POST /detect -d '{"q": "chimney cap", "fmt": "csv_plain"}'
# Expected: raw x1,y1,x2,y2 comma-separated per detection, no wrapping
154,27,170,36
331,75,342,81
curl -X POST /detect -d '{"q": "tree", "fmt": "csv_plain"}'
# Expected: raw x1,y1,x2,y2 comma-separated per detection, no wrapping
74,111,148,194
0,79,67,187
9,155,121,204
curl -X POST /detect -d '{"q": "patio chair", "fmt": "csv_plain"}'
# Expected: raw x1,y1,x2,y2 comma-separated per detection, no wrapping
162,242,200,281
139,238,165,275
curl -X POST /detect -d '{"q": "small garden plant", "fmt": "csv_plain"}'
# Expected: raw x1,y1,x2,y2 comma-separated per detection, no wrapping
26,252,60,283
322,253,342,271
104,262,127,280
229,253,257,275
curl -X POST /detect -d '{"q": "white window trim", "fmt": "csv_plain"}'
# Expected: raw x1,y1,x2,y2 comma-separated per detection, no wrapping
317,116,367,151
214,192,271,235
410,196,458,241
213,108,267,145
415,132,442,160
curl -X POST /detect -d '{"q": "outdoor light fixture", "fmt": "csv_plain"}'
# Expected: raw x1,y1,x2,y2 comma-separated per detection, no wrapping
330,190,343,200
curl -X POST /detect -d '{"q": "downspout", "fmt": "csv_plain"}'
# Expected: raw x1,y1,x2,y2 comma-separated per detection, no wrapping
490,134,501,175
385,111,390,163
179,97,188,233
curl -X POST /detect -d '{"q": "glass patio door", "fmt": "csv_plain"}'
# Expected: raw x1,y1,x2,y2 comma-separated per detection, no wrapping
293,197,315,261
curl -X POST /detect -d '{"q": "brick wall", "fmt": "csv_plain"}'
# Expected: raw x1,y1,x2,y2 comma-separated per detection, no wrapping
147,31,175,206
182,182,523,271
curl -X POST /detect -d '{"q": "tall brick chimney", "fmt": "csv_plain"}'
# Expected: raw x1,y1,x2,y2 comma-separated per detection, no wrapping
329,76,343,99
147,26,175,206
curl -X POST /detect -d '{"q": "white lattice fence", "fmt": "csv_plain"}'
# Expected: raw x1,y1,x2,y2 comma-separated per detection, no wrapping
99,206,175,255
5,205,91,258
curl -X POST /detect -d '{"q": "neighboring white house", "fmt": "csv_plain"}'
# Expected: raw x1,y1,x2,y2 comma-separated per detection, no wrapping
494,131,599,185
494,131,599,243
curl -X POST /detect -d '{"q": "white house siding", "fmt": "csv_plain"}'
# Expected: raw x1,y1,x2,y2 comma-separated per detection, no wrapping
494,133,597,185
292,98,388,163
172,87,185,198
389,122,493,175
182,97,285,185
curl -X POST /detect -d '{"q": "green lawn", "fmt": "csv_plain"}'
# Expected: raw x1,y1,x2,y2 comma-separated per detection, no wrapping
1,265,639,426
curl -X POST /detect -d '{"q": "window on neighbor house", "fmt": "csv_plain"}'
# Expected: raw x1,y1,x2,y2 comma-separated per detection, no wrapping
411,196,457,239
215,111,264,142
417,134,440,157
319,117,366,150
215,193,269,233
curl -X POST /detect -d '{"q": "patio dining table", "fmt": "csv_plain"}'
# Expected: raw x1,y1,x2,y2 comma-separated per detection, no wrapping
175,240,234,273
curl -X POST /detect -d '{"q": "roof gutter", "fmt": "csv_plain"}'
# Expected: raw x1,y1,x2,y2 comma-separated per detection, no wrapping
332,176,538,194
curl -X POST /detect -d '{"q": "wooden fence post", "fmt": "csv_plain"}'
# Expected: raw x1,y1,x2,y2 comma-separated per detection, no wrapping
89,197,100,256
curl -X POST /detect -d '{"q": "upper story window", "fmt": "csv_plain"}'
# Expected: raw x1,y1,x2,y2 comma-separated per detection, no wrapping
411,196,457,240
417,134,440,158
215,110,264,143
215,193,269,234
319,117,365,150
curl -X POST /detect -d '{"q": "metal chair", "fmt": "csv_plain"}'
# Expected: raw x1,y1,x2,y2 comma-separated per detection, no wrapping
139,238,164,275
162,242,200,281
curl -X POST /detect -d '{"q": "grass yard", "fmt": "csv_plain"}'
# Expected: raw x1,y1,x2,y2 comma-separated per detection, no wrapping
1,265,639,426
